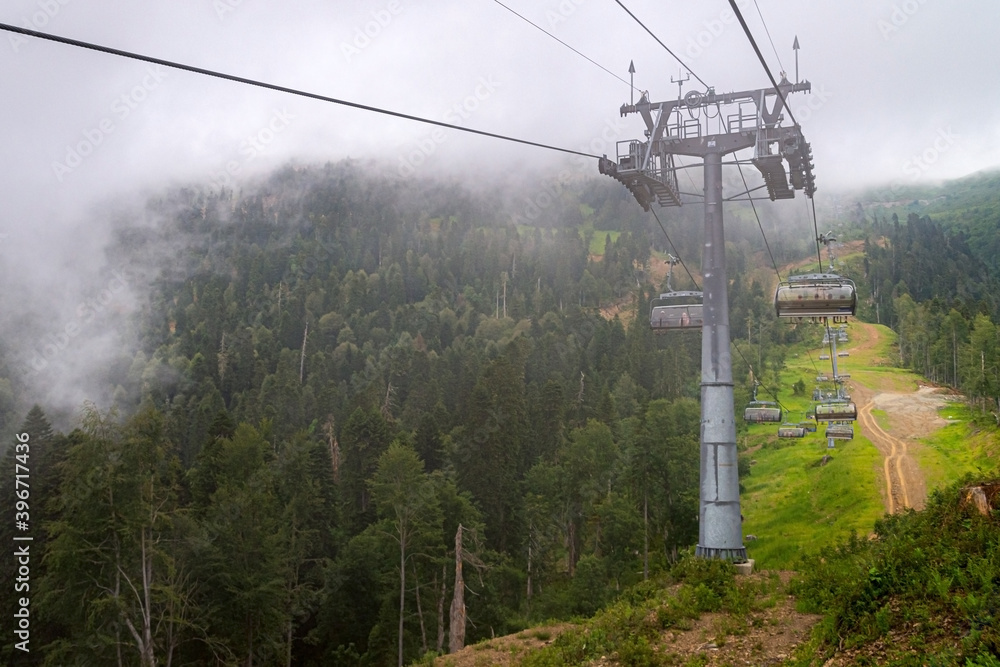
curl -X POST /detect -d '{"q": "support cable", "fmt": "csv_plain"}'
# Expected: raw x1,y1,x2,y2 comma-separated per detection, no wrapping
804,348,820,376
612,0,710,89
826,320,839,376
677,156,703,197
733,340,788,413
650,207,701,291
808,196,824,272
736,162,782,282
491,0,631,87
0,22,602,161
751,0,786,74
726,0,798,127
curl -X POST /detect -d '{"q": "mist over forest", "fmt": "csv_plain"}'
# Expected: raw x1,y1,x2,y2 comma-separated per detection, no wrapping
0,160,820,430
1,141,1000,665
0,159,825,663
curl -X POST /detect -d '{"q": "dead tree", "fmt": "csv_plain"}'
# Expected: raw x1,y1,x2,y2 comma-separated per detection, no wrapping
449,525,466,653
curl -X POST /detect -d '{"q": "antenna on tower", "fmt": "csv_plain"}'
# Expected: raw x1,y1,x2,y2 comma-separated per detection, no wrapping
629,60,636,105
792,36,800,84
670,69,691,100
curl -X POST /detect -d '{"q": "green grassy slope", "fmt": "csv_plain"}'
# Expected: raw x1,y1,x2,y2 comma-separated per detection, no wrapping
740,321,994,569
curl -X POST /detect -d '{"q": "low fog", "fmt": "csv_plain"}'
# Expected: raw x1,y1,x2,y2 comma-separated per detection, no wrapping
1,0,998,422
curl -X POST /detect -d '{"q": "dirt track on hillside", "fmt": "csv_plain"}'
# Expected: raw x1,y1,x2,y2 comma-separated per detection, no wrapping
845,323,950,513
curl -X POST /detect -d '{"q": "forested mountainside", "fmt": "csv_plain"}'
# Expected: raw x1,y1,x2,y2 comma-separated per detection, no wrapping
0,161,801,666
844,172,1000,409
856,168,1000,272
2,159,999,665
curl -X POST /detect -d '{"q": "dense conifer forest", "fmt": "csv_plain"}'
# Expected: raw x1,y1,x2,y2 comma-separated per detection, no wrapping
1,162,999,665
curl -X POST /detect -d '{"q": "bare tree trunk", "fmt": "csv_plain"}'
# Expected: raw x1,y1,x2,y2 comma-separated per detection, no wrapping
286,527,298,667
567,519,577,576
299,322,309,384
954,329,958,387
112,490,124,667
323,416,340,484
449,525,466,654
502,271,507,318
382,381,395,421
643,491,649,581
218,331,228,381
413,564,428,655
526,527,533,602
436,564,446,654
141,529,155,667
398,537,406,667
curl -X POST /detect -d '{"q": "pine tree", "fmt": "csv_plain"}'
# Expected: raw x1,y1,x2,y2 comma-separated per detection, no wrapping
369,442,441,667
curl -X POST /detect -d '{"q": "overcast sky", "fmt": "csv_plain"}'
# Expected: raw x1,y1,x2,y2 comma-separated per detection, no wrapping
1,0,998,413
4,0,999,204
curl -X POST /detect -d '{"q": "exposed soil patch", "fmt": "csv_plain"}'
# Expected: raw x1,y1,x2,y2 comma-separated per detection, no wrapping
780,240,867,282
849,319,880,356
654,581,820,667
846,323,950,513
432,624,575,667
599,294,635,323
435,573,822,667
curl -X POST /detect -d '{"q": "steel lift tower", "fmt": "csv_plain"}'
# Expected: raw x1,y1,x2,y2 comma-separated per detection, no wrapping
600,75,816,561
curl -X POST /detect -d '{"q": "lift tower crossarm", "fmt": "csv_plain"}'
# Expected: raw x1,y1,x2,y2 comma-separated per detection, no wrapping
619,80,812,130
602,78,815,206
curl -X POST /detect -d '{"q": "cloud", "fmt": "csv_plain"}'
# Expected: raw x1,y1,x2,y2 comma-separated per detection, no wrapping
1,0,998,413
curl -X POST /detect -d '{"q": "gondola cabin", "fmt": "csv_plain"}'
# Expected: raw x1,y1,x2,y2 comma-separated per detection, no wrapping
825,423,854,440
744,401,782,423
814,401,858,422
816,375,829,382
650,291,703,332
819,354,830,360
798,421,818,432
774,273,857,318
778,423,806,438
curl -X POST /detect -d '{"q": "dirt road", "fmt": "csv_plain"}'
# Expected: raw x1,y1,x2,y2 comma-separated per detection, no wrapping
843,323,949,513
